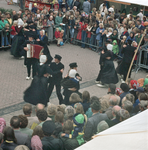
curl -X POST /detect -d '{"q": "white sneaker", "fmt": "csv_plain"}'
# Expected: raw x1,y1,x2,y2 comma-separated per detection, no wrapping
121,79,125,83
21,56,24,59
96,84,107,88
95,81,101,84
26,76,31,80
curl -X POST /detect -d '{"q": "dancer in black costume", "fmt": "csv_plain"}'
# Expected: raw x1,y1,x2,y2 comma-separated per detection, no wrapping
24,55,63,106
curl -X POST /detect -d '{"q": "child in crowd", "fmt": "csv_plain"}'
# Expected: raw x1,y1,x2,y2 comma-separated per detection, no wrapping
81,20,88,48
86,23,93,45
73,20,79,44
57,30,64,46
69,15,75,42
2,23,10,47
55,28,60,45
112,40,119,60
10,21,17,39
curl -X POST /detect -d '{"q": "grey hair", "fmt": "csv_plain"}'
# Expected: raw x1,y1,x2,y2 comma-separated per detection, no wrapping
125,93,135,104
109,98,118,106
41,30,45,35
123,100,133,113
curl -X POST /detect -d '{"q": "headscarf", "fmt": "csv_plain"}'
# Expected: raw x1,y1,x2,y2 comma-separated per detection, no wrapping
31,135,43,150
116,88,123,96
130,80,139,89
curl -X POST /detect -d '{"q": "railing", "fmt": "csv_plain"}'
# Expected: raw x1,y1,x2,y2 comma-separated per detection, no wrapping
136,48,148,72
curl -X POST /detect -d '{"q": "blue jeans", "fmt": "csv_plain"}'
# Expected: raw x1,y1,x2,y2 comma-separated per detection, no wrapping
89,34,96,49
2,37,9,46
81,30,86,48
70,28,74,38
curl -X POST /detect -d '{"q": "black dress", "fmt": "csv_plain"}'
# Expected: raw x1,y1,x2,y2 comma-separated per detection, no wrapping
24,63,59,106
11,26,25,57
61,77,81,105
116,45,136,80
96,50,118,84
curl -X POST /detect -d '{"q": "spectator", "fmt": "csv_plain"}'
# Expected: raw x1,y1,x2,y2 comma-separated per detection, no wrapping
60,120,79,149
47,16,54,43
31,135,43,150
64,106,75,121
1,126,18,150
10,116,31,149
69,93,82,107
47,104,57,122
36,109,48,127
41,121,63,150
84,100,108,141
14,145,30,150
83,0,91,14
119,109,130,121
23,103,40,129
55,111,64,125
122,100,133,115
18,115,33,138
32,126,44,140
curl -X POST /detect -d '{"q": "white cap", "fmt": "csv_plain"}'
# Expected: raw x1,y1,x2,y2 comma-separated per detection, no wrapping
69,69,77,78
18,19,24,28
40,55,47,65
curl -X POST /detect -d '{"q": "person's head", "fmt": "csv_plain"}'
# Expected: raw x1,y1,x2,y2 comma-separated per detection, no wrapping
52,122,62,138
1,14,5,21
5,23,9,29
109,95,119,106
54,54,62,63
58,13,62,17
31,135,43,150
40,55,47,65
3,126,17,143
40,30,45,36
10,116,20,129
18,115,28,128
144,35,148,42
119,109,130,121
112,105,121,117
125,93,135,104
124,26,128,32
14,145,30,150
108,84,116,94
74,103,84,115
113,30,117,35
6,12,11,19
68,69,77,78
116,88,123,96
36,109,48,122
47,104,57,117
64,106,75,121
57,105,65,114
123,35,127,40
55,111,64,124
139,100,148,111
120,83,129,93
97,121,109,133
122,100,133,113
63,120,73,134
139,93,148,101
136,20,141,25
35,103,45,112
42,121,55,136
90,99,101,113
23,103,32,116
34,3,37,7
12,10,16,15
32,126,44,139
82,91,90,103
99,23,104,29
129,80,139,89
69,93,82,104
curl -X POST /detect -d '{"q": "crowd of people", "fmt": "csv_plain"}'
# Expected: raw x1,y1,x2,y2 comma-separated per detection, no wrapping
0,0,148,149
0,78,148,150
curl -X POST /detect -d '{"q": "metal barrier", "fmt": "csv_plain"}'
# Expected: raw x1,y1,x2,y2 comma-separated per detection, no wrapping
136,48,148,72
0,29,11,49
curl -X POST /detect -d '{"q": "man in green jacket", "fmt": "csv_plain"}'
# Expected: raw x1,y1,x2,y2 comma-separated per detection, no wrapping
0,15,8,30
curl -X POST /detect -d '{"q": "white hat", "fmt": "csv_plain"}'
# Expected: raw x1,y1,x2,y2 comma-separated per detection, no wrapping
69,69,77,78
18,19,24,28
40,55,47,65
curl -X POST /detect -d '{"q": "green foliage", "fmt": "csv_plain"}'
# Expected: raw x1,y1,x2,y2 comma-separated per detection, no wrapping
0,7,13,14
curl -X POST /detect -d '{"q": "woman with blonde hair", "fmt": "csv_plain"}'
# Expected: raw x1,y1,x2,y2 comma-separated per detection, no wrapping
14,145,29,150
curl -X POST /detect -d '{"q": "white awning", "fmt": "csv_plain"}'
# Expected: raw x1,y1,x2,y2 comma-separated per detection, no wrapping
75,110,148,150
115,0,148,6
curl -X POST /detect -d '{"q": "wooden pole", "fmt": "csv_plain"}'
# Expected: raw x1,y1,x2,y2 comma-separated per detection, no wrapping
125,29,147,83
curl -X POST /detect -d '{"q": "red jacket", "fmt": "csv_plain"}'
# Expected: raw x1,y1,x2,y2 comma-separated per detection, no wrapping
10,26,16,35
55,31,60,38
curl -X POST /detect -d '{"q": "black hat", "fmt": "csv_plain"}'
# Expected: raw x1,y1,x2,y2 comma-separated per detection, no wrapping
54,54,62,61
120,83,129,92
69,62,78,68
42,121,55,136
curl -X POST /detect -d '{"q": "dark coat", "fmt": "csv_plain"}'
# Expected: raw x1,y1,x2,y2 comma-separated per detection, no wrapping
14,130,31,149
1,141,18,150
41,136,64,150
59,134,79,150
116,45,136,80
39,35,53,64
84,112,108,141
50,62,64,85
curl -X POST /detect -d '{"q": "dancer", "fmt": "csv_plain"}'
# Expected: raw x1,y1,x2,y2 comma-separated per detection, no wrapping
24,55,63,106
96,47,118,87
47,55,64,104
